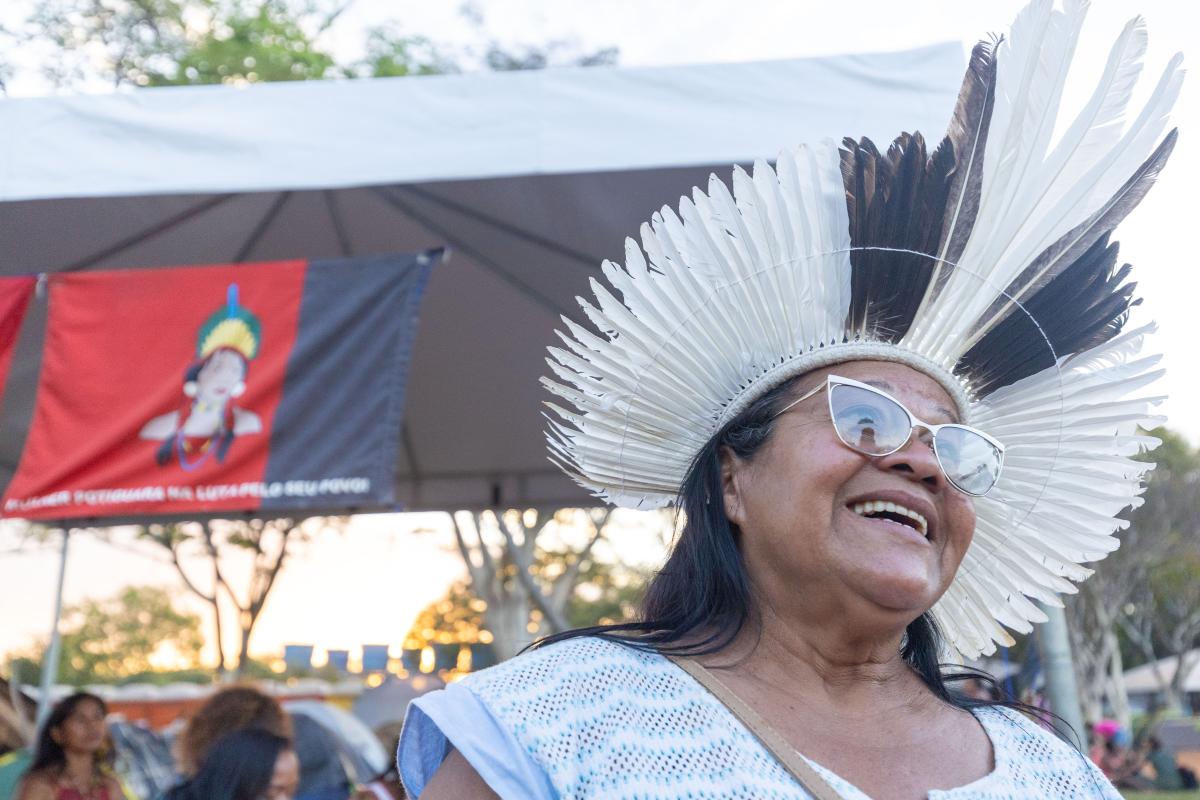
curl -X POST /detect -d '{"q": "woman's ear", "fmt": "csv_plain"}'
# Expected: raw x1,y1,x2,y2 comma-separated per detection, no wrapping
720,445,746,527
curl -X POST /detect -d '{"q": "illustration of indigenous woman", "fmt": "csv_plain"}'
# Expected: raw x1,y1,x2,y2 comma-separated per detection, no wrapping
140,284,263,469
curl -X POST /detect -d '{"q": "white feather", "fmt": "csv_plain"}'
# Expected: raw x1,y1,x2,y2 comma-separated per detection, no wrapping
908,2,1181,361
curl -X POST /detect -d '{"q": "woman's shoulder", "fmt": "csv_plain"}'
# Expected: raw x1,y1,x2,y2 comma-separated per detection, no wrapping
974,705,1121,797
15,771,58,800
400,636,672,799
976,704,1079,754
441,636,821,797
460,634,666,701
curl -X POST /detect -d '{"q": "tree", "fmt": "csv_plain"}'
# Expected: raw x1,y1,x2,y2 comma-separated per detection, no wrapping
1116,428,1200,712
565,554,649,630
403,580,491,672
6,585,203,685
354,28,456,79
450,508,607,660
405,543,652,670
1,0,617,94
481,41,617,72
445,507,668,660
139,516,334,679
1068,426,1200,717
6,0,344,89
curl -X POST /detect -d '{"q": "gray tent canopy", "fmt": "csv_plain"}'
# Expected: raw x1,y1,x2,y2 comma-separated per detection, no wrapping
0,46,961,514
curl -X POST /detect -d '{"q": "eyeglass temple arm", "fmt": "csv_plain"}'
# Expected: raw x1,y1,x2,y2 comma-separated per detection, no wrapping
774,378,829,418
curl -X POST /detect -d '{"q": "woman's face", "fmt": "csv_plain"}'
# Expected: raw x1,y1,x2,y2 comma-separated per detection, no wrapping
722,360,978,627
53,699,107,754
196,349,248,403
262,748,300,800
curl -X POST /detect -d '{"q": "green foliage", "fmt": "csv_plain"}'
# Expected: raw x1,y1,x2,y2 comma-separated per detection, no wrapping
566,558,648,629
355,29,456,79
408,559,649,652
19,0,195,88
5,0,433,89
239,656,285,680
156,1,337,85
3,0,618,92
405,581,489,649
1137,426,1199,472
1113,427,1200,677
483,42,618,72
6,586,204,686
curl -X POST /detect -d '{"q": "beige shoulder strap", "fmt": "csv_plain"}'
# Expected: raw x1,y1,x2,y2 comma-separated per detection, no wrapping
667,655,845,800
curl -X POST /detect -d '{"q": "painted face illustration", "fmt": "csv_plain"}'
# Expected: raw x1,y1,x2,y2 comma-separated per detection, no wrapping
139,283,263,468
194,348,248,405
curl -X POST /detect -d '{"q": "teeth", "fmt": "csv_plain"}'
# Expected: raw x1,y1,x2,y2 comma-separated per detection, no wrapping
850,500,928,537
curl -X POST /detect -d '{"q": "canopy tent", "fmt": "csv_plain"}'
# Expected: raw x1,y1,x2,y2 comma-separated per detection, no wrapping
0,44,962,514
1122,649,1200,695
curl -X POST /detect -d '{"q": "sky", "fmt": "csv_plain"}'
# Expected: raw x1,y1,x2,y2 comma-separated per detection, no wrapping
0,0,1197,667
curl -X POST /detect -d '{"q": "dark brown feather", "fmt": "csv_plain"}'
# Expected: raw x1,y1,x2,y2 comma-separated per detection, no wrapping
968,128,1178,345
841,39,998,342
935,38,1000,268
841,131,948,340
958,235,1139,395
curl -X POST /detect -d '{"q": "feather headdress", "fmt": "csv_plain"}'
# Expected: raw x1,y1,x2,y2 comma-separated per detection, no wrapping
542,0,1182,658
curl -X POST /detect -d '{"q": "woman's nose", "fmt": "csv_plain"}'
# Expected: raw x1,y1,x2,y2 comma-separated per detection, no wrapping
875,429,945,489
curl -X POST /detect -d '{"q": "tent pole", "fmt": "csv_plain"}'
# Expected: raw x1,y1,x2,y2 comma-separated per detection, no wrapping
1037,602,1086,750
372,187,566,315
322,190,353,257
234,192,291,262
400,185,599,271
36,528,70,728
64,195,237,272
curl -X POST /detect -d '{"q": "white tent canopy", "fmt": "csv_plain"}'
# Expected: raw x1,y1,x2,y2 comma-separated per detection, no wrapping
1122,650,1200,695
0,44,962,514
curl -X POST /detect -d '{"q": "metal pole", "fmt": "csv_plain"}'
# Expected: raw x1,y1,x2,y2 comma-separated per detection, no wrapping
36,528,70,729
1037,602,1086,749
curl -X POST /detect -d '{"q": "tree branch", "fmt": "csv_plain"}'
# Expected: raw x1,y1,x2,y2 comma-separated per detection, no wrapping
248,521,292,621
498,512,567,633
451,513,490,601
168,539,215,604
203,521,242,614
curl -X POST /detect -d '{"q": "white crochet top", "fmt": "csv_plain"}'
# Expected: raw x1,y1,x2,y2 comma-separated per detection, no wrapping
399,636,1119,799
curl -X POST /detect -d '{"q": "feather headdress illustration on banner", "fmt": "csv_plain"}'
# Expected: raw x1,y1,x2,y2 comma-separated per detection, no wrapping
542,0,1183,658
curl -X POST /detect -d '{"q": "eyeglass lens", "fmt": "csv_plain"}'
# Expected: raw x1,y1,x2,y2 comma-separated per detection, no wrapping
828,383,1001,495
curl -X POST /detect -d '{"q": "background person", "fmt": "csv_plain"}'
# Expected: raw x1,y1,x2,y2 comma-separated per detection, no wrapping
163,728,298,800
1145,735,1183,791
173,685,292,778
16,692,122,800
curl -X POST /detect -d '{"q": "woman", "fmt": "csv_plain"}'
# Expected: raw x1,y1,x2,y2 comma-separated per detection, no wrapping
164,728,299,800
174,685,292,778
17,692,122,800
399,2,1180,797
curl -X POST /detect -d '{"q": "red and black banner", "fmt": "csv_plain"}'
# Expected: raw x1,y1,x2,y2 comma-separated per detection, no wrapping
2,252,439,520
0,277,35,406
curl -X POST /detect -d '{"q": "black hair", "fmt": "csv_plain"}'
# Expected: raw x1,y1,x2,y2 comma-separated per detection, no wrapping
165,728,291,800
28,692,111,775
533,373,1050,718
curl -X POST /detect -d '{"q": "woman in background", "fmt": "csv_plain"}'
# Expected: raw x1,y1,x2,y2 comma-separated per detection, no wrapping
17,692,122,800
164,728,298,800
173,685,292,778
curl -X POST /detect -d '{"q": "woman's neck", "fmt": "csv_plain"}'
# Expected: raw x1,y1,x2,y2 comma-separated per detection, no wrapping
711,602,932,719
60,751,97,786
